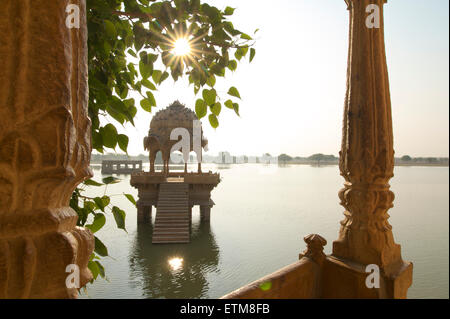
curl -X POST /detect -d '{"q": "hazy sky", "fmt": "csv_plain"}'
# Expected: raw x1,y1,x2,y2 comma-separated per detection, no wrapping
109,0,449,157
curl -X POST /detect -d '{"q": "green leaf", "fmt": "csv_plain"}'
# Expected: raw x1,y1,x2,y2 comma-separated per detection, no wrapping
202,88,216,106
94,236,108,257
124,194,136,206
95,261,106,278
224,6,235,15
227,86,241,99
160,71,169,83
100,124,118,149
104,20,117,38
102,176,121,185
195,99,207,119
140,98,152,112
240,33,252,40
92,131,103,152
139,60,153,79
106,105,125,125
117,134,129,153
152,70,162,84
206,75,216,88
88,260,100,280
224,99,234,109
147,53,158,64
84,201,96,212
235,49,242,61
84,179,103,187
112,206,127,232
94,197,106,212
142,79,157,90
233,102,240,116
146,91,156,107
86,213,106,233
208,114,219,128
228,60,237,71
211,102,221,116
235,47,248,61
127,49,137,58
101,195,110,207
250,48,256,62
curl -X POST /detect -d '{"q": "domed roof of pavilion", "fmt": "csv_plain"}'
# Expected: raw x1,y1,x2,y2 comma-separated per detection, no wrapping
150,100,199,130
145,101,208,154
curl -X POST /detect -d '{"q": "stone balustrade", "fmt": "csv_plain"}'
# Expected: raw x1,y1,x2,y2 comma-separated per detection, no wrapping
222,234,326,299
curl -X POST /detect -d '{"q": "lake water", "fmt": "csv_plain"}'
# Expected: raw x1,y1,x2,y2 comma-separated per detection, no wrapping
79,164,449,299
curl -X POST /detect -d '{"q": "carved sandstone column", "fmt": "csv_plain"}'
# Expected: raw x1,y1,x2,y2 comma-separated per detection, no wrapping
329,0,412,298
0,0,94,298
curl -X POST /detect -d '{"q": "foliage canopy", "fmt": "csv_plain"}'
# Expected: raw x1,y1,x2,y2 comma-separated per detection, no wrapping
87,0,256,153
70,0,256,283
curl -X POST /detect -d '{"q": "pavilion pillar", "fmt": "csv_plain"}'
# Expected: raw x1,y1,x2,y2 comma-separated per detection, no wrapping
0,0,94,298
137,203,152,224
149,151,155,173
326,0,412,298
163,152,169,175
200,205,211,223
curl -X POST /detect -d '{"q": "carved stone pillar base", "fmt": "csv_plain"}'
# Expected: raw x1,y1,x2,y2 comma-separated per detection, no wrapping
0,207,94,298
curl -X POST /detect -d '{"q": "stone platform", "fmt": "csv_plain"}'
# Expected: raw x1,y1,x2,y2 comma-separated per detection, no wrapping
130,172,220,243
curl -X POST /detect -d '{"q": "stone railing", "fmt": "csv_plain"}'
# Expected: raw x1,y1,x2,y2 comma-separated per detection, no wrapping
131,171,220,185
222,235,326,299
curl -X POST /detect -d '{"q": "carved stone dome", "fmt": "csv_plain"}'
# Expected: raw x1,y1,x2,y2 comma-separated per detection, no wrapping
144,101,208,160
150,100,198,131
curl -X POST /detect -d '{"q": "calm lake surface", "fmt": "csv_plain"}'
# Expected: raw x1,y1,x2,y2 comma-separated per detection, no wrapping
80,164,449,299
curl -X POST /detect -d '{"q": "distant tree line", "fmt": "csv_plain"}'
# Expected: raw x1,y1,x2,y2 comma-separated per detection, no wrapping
91,152,163,164
278,153,339,164
91,152,448,166
396,155,448,165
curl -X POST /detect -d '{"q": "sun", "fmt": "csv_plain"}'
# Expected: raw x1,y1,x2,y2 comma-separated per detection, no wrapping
172,38,191,56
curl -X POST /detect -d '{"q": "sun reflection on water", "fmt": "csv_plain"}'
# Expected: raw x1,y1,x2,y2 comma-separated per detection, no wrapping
168,257,184,271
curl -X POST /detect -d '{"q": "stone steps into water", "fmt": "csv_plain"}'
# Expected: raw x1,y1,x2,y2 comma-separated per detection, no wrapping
152,183,191,244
